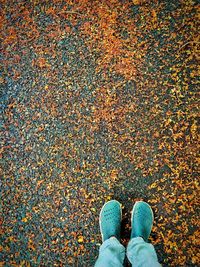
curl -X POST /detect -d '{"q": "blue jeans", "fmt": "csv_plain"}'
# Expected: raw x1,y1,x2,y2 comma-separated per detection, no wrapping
95,237,161,267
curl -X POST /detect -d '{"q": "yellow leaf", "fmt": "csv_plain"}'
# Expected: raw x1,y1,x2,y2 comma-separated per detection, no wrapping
22,217,28,223
106,195,111,201
78,236,84,243
132,0,140,4
191,121,197,138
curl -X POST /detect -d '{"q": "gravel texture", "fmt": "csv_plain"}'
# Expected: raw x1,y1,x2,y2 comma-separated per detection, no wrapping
1,0,199,266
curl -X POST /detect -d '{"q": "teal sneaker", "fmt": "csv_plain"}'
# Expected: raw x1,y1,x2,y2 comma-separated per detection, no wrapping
131,201,154,242
99,200,122,242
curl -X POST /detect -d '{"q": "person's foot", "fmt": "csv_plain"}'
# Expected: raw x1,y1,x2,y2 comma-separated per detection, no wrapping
131,201,154,242
99,200,122,242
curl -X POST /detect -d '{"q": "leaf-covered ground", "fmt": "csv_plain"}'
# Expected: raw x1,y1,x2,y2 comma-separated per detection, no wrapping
1,0,199,266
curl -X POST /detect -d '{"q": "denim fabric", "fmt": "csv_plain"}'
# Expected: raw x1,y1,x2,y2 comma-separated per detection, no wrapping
95,237,161,267
95,237,125,267
127,237,161,267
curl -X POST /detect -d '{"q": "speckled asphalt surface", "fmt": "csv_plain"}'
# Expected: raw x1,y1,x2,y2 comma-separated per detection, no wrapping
1,0,199,266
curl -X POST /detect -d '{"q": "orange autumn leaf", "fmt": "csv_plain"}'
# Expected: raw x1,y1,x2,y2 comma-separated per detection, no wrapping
46,7,56,15
152,9,157,20
37,57,49,68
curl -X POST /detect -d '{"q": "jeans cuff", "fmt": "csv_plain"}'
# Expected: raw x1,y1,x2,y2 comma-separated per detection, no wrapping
100,237,123,252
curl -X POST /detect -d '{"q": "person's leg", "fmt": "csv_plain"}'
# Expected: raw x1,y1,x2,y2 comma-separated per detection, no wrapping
95,200,125,267
126,201,161,267
95,237,125,267
127,237,161,267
